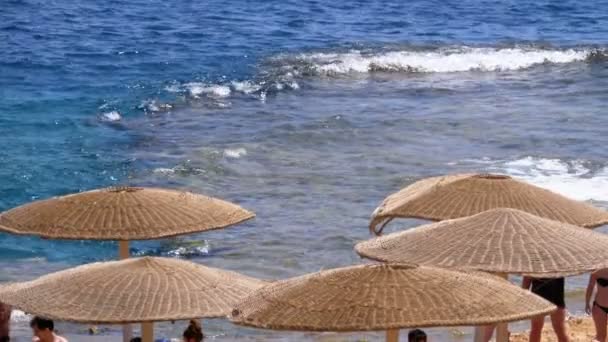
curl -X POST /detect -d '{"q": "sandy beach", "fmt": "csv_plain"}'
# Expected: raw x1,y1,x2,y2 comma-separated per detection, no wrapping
511,316,596,341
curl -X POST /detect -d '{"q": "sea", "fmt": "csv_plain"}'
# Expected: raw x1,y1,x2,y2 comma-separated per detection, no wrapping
1,0,608,340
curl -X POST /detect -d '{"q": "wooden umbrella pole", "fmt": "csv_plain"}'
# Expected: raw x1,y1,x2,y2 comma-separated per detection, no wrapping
495,273,510,342
119,240,130,260
474,326,490,342
119,240,133,342
142,322,154,342
386,329,399,342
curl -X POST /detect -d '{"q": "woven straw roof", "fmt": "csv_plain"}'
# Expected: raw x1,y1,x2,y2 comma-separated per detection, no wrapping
230,263,555,331
370,173,608,235
359,208,608,277
0,257,266,324
0,187,254,240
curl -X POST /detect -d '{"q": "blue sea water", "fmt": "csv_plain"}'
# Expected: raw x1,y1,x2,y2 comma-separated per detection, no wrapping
2,0,608,340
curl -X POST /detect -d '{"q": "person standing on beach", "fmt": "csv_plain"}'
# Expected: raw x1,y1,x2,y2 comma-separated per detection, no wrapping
522,277,570,342
30,316,67,342
585,269,608,342
0,302,11,342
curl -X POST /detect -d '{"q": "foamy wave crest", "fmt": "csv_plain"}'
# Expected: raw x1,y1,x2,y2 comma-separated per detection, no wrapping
231,81,262,94
281,47,601,74
153,164,206,176
224,148,247,158
184,83,231,98
156,46,604,109
11,310,31,322
469,157,608,203
167,79,300,100
98,110,121,122
138,99,173,114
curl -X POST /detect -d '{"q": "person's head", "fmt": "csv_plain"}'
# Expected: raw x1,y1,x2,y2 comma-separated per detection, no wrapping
408,329,427,342
183,319,203,342
130,338,142,342
30,316,54,338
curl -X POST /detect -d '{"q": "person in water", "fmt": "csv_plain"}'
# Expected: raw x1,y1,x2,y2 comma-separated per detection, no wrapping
586,269,608,342
30,316,67,342
183,320,203,342
523,277,570,342
0,303,11,342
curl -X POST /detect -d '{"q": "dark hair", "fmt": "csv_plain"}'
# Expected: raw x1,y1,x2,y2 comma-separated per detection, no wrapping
30,316,54,331
408,329,427,342
183,319,203,341
130,338,142,342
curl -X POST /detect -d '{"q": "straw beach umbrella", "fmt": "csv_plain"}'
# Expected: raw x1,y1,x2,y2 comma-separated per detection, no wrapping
358,208,608,276
370,173,608,235
0,186,254,245
230,263,555,342
0,186,255,341
357,208,608,341
0,257,266,342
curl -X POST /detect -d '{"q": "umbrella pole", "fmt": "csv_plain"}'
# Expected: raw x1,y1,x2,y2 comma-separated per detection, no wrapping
119,240,133,342
474,325,492,342
386,329,399,342
119,240,130,259
495,273,510,342
141,322,154,342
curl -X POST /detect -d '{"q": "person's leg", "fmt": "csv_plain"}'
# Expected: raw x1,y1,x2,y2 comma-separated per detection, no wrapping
550,308,570,342
592,304,608,342
482,324,495,342
529,315,545,342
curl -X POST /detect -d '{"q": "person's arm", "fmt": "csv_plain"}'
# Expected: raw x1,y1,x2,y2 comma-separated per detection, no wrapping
522,276,532,290
586,272,598,314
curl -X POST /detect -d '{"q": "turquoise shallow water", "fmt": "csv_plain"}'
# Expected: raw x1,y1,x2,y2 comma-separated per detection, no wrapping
2,0,608,340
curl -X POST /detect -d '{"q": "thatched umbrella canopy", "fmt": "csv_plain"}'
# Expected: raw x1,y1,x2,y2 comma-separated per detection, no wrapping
0,257,266,342
0,186,254,241
359,208,608,277
370,173,608,235
231,263,555,342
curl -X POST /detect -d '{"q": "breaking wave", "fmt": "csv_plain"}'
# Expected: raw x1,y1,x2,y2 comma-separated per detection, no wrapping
142,45,607,113
463,156,608,204
273,46,605,75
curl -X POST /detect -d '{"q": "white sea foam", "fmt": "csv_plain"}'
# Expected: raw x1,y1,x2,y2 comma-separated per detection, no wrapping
183,83,231,98
10,310,31,322
468,156,608,203
224,148,247,158
99,111,121,122
161,47,598,107
293,47,592,74
139,99,172,113
164,83,181,93
153,165,205,176
153,167,176,175
231,80,262,94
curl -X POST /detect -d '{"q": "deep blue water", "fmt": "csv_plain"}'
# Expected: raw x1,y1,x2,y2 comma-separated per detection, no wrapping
2,0,608,340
